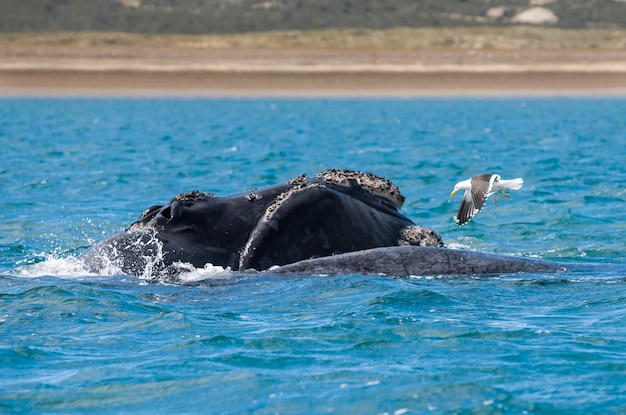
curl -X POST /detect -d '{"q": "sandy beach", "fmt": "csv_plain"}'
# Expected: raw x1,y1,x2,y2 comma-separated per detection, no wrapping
4,68,626,97
2,32,625,96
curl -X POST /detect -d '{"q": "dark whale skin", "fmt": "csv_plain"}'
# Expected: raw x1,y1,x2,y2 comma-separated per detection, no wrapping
81,170,564,278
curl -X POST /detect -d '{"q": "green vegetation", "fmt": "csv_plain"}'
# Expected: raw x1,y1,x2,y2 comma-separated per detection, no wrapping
2,27,625,50
2,0,626,34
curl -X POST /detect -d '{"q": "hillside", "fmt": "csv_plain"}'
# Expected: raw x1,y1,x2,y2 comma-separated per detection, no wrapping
2,0,626,34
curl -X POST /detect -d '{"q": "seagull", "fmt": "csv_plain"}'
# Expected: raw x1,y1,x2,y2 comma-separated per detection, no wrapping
451,174,523,225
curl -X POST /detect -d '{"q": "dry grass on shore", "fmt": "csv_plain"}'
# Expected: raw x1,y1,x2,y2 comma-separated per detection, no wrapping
3,27,625,96
2,27,626,51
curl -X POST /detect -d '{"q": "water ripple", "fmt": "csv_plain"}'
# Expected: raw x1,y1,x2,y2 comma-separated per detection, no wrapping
2,97,626,413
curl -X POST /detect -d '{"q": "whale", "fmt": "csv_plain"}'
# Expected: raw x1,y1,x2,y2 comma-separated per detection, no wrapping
81,169,565,279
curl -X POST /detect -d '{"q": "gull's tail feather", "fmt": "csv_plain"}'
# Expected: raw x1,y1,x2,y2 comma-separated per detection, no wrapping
499,178,524,190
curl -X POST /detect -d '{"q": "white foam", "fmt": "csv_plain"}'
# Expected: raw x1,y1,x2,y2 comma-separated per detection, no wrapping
446,242,471,250
12,253,235,284
13,254,106,279
169,261,234,283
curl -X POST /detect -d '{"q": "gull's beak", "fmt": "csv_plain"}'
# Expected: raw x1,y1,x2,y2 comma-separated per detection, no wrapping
451,189,457,196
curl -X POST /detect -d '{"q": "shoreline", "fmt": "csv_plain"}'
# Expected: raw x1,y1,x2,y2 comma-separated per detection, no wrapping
2,36,625,97
2,69,626,97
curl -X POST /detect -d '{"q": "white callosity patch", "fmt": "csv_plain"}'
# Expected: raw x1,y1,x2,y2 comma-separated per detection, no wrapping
398,226,444,247
261,181,322,222
314,169,406,208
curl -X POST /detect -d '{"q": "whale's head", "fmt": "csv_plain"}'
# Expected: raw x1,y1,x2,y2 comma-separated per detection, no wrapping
80,170,442,278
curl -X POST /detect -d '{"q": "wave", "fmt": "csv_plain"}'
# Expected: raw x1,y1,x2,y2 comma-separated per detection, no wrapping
10,253,235,284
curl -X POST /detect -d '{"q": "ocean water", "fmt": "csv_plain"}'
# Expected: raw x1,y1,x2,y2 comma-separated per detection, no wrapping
1,97,626,414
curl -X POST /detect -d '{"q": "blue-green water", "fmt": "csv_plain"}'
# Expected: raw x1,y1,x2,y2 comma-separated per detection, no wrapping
1,98,626,413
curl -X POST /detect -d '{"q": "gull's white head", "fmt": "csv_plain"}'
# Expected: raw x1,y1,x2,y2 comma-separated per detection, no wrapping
451,178,472,196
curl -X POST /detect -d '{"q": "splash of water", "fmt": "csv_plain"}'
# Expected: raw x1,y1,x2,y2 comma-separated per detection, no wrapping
168,262,234,284
12,229,235,284
13,254,118,279
12,252,235,284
